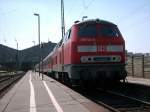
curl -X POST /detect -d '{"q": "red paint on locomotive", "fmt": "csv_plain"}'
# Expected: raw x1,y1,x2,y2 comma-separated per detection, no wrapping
36,19,127,86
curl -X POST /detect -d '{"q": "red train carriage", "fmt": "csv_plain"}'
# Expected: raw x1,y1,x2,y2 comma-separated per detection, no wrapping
37,19,127,86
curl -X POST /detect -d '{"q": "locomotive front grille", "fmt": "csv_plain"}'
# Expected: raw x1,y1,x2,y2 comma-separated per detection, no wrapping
93,57,111,61
81,55,121,63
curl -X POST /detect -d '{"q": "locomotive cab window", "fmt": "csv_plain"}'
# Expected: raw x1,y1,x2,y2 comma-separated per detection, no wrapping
98,26,119,37
78,24,96,37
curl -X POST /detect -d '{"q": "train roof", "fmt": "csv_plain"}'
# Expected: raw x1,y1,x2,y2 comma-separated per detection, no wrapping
74,19,116,26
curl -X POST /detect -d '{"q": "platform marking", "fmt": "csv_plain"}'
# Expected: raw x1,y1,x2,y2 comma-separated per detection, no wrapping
29,72,37,112
43,81,64,112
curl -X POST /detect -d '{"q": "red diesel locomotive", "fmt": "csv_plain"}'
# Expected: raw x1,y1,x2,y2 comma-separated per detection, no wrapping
36,19,127,86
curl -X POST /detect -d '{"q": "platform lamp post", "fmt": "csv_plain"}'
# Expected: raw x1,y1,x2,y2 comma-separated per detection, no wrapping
34,13,41,77
41,42,44,80
32,41,35,72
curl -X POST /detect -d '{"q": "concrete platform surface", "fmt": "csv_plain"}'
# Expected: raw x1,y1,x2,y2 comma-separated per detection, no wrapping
127,76,150,86
0,71,110,112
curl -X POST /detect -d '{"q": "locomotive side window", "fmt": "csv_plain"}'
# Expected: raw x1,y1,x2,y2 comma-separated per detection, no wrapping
98,26,119,37
78,25,96,37
67,29,71,39
63,29,71,42
58,39,63,47
63,32,68,42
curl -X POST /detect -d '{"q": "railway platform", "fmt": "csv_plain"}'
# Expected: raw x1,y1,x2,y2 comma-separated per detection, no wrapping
127,76,150,86
0,71,110,112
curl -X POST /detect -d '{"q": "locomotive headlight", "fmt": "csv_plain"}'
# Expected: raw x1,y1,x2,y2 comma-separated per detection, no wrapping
112,56,121,62
77,45,97,52
107,45,123,52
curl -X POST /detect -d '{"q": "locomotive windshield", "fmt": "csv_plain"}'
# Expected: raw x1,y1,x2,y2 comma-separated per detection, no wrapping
78,24,120,37
78,24,96,37
98,26,119,37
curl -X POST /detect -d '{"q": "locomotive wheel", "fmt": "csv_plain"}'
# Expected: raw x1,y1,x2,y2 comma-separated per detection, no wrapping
62,73,72,87
79,70,95,89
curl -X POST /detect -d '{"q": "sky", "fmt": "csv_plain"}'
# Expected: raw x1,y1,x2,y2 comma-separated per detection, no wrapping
0,0,150,53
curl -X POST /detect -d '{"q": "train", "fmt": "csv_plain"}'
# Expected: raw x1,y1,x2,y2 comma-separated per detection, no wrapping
35,19,127,87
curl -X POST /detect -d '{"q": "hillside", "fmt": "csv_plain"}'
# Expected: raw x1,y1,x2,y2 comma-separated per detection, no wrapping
0,42,56,71
0,44,17,64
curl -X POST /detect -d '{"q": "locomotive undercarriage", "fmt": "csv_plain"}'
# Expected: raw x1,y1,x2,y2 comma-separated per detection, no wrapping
64,64,127,87
47,63,127,87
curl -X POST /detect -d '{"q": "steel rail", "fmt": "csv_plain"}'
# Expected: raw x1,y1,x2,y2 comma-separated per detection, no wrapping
95,88,150,112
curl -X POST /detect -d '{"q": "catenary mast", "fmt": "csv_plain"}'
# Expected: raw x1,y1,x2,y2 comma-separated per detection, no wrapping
61,0,65,39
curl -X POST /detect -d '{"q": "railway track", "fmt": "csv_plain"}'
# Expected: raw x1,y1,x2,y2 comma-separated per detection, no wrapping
98,89,150,112
73,84,150,112
0,72,25,98
109,82,150,103
48,74,150,111
0,76,11,83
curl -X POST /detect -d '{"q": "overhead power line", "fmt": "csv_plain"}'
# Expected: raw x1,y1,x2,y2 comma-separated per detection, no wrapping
66,0,76,18
118,1,150,23
0,9,17,15
79,0,95,19
123,15,150,31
